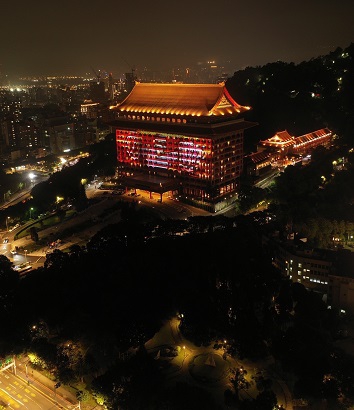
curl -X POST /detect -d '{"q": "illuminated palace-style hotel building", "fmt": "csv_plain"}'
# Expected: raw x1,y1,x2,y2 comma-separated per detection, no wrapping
110,82,256,212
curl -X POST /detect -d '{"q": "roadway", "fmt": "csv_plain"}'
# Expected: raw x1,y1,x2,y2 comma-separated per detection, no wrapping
254,169,281,189
0,184,223,270
0,171,48,212
0,363,77,410
0,191,31,211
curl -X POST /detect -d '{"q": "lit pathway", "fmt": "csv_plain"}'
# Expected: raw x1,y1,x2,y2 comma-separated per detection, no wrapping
145,316,293,409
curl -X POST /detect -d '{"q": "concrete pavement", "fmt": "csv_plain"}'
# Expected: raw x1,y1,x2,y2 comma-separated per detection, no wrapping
11,198,123,258
15,358,78,409
145,317,293,409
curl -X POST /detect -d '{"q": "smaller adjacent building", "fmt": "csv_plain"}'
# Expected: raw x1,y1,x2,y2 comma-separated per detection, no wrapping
244,150,274,177
245,128,334,177
258,128,333,155
328,251,354,315
265,233,354,314
271,240,333,294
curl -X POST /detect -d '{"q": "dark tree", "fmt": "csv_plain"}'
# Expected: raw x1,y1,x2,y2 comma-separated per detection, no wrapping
0,255,19,316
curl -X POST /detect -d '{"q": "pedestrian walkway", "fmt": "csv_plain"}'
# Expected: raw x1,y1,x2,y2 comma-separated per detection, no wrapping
15,358,77,408
144,317,293,409
15,357,100,410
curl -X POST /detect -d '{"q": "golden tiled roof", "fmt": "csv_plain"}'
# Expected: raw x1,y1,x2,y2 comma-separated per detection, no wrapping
245,150,273,164
260,130,295,147
294,128,332,146
112,82,250,117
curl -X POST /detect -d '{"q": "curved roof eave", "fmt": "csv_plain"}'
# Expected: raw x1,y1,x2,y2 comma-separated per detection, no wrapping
111,82,251,117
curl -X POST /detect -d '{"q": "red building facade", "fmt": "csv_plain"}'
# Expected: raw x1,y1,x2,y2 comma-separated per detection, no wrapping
110,83,256,211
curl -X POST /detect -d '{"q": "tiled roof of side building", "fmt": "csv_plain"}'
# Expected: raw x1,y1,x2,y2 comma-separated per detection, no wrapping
259,130,295,146
294,128,332,145
245,150,273,163
111,82,251,117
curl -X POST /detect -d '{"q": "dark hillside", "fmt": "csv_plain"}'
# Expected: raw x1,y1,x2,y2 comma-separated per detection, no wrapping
226,43,354,153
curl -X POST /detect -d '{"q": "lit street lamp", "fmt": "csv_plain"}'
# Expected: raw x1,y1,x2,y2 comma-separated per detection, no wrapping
29,207,34,219
28,172,35,186
56,196,64,209
6,216,10,231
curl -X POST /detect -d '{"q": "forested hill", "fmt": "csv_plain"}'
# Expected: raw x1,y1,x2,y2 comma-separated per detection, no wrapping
226,43,354,153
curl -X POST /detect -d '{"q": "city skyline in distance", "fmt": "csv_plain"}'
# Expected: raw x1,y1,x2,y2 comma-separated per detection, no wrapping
1,0,354,79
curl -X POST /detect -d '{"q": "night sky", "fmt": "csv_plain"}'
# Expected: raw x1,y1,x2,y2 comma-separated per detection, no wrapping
2,0,354,78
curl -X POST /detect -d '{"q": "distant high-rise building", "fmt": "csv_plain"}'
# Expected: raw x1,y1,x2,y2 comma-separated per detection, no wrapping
0,90,22,154
43,121,75,154
89,81,107,104
18,119,40,149
108,73,114,101
74,116,98,148
124,70,137,94
0,65,3,87
80,103,99,119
